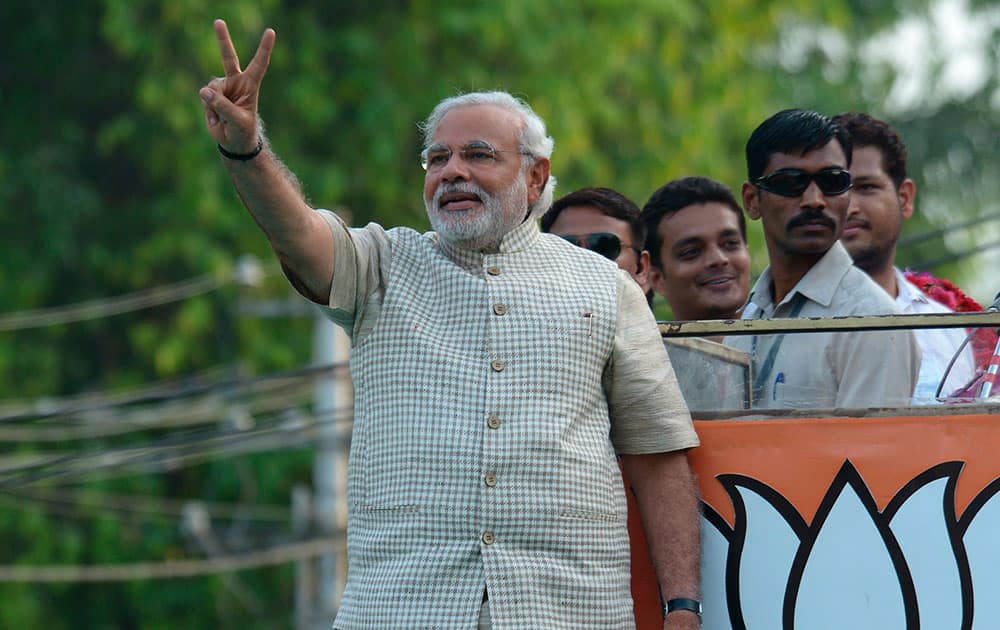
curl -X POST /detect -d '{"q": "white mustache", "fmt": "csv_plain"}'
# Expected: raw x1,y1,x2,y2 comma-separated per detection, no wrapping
432,181,490,206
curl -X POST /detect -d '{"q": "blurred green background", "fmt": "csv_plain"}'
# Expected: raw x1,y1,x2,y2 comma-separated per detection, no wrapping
1,1,998,627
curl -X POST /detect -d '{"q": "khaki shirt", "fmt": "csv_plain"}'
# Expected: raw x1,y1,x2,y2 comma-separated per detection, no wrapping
726,242,920,409
316,211,697,629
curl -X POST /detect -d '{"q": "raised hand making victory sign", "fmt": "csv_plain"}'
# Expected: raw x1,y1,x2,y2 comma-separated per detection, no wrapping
199,19,275,156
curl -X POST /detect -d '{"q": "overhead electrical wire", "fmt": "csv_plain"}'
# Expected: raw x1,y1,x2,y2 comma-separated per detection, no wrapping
0,361,347,424
0,405,354,488
0,255,280,333
0,272,230,332
0,487,290,524
0,536,341,583
0,376,319,442
915,237,1000,270
897,210,1000,248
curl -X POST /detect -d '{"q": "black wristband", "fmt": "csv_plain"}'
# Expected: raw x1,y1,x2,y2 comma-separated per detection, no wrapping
664,597,702,618
217,138,264,161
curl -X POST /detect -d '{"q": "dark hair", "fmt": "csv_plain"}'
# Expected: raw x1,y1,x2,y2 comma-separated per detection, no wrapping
745,108,853,181
831,111,908,188
541,186,645,247
641,176,746,268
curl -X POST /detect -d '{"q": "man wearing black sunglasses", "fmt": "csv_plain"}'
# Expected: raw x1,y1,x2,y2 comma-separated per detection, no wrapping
540,187,651,294
726,109,920,410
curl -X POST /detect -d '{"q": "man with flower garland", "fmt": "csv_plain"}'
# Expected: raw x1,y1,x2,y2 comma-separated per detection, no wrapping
833,112,977,402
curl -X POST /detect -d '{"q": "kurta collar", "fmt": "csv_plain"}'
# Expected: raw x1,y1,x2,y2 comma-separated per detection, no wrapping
434,216,541,268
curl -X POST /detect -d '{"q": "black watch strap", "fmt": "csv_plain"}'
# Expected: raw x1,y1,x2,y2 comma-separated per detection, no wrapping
665,597,702,617
217,138,264,161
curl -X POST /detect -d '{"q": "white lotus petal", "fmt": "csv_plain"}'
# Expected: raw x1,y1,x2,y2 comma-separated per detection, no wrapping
794,481,907,629
965,484,1000,630
736,485,799,628
889,476,962,628
700,513,731,630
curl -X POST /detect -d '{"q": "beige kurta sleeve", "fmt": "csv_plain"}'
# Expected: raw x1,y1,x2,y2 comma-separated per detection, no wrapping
605,271,700,454
313,209,392,343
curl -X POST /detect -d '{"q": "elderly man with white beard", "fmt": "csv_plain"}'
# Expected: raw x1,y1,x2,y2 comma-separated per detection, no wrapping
198,20,701,630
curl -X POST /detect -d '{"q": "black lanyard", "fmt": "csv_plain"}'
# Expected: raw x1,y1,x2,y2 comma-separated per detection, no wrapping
750,293,808,406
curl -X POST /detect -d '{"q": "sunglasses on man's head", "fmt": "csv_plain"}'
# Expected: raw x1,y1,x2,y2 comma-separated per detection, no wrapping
557,232,635,261
753,167,853,197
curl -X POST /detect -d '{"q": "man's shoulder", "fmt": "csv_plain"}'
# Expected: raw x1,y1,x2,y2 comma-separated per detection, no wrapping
900,282,955,315
834,265,901,315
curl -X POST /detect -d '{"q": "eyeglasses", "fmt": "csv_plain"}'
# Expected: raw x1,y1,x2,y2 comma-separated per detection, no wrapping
753,167,853,197
420,141,530,171
556,232,639,261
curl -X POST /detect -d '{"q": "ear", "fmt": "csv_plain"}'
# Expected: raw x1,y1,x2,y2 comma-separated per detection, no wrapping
741,182,761,220
634,250,652,293
525,157,550,206
897,178,916,220
646,263,667,296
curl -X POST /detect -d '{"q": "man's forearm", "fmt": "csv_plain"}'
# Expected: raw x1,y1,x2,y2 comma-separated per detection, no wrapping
199,21,335,305
621,450,701,625
221,135,334,304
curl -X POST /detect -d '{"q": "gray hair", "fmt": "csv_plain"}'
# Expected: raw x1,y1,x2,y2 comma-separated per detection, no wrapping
419,91,557,216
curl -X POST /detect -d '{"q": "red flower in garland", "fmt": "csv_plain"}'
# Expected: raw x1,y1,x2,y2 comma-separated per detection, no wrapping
904,270,999,371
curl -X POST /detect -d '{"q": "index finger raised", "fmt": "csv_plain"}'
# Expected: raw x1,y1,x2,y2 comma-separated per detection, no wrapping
214,18,242,77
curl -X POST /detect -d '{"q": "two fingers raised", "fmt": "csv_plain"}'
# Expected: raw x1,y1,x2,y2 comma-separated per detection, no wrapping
201,19,275,143
214,19,275,85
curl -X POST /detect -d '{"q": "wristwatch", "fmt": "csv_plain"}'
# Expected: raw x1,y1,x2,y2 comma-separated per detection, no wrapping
664,597,702,618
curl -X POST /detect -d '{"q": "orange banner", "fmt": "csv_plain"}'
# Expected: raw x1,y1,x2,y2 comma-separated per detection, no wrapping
629,412,1000,629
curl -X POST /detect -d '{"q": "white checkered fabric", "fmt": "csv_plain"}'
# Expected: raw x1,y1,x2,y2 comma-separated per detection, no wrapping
316,212,696,629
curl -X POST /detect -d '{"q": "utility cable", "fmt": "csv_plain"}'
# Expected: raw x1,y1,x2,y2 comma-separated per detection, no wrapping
897,210,1000,248
0,255,278,333
0,405,354,488
0,361,347,424
912,237,1000,271
0,536,341,583
0,379,318,442
0,487,290,523
0,365,238,421
0,272,229,332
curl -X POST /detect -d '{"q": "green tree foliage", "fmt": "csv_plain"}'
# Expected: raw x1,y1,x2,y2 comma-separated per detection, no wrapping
3,0,997,627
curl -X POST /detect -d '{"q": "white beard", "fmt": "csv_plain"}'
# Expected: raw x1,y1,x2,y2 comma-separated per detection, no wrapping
425,176,528,252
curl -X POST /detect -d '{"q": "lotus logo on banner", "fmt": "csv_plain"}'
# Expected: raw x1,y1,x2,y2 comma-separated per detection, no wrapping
700,459,1000,629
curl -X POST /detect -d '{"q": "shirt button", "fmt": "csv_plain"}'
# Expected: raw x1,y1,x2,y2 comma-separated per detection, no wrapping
482,531,495,545
487,416,501,429
484,473,497,487
486,265,501,276
492,303,507,316
491,360,506,372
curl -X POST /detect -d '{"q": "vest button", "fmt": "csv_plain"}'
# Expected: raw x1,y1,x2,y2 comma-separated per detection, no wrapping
482,531,495,545
486,265,501,276
492,303,507,316
490,360,506,372
484,473,497,487
487,416,501,429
